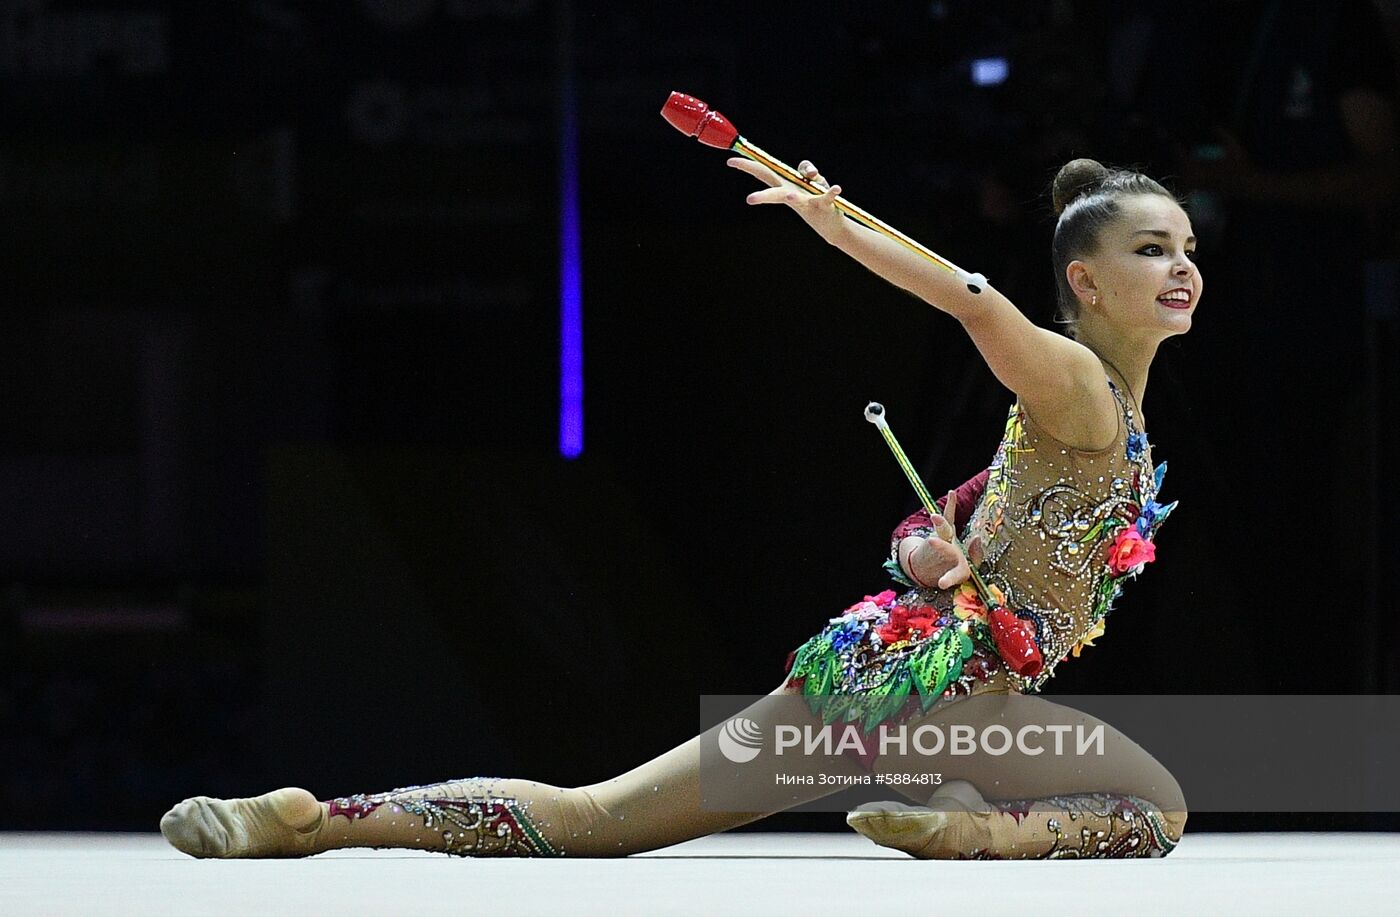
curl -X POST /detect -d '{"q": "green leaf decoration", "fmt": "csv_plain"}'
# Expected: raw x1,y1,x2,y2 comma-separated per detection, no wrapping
883,556,917,587
790,618,987,735
860,685,906,733
819,693,854,726
907,628,975,711
790,634,837,697
864,692,909,734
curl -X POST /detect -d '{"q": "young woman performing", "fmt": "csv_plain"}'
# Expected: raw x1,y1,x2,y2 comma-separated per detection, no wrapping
160,155,1195,861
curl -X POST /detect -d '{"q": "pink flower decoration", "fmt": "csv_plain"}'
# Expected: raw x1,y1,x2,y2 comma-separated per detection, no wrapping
845,589,900,619
1107,528,1156,575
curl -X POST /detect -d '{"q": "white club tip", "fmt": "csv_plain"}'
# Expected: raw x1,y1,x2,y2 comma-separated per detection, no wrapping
864,402,888,428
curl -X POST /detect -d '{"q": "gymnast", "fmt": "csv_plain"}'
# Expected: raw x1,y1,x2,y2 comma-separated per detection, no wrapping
160,99,1194,860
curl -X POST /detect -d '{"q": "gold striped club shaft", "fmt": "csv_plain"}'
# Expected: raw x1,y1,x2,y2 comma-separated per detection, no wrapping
864,402,1000,603
735,138,983,289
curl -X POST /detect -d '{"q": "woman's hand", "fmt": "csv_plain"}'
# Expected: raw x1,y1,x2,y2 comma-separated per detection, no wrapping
900,489,986,590
903,534,968,590
726,157,849,245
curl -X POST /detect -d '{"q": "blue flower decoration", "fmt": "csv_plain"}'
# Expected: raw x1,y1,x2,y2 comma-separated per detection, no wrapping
1135,499,1162,535
830,618,866,653
1126,431,1147,461
1134,497,1178,536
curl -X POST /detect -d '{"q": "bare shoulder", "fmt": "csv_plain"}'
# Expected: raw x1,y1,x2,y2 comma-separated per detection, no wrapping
1015,337,1119,452
954,290,1117,450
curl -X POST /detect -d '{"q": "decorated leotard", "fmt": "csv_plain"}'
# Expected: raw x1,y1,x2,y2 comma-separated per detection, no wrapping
160,375,1186,863
784,380,1175,731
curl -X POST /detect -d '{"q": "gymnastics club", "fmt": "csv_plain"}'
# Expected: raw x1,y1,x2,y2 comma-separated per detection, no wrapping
863,402,1043,678
660,91,988,295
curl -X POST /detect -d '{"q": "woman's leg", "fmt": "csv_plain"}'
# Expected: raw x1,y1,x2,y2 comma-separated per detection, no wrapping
847,695,1187,859
160,681,864,858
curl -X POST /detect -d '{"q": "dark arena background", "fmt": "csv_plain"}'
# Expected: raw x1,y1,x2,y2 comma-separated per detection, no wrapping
3,2,1399,913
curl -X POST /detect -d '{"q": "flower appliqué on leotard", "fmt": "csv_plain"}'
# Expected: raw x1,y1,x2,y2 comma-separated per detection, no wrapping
785,380,1176,730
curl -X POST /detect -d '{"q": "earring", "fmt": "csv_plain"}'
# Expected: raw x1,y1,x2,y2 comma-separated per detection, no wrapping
1091,295,1098,306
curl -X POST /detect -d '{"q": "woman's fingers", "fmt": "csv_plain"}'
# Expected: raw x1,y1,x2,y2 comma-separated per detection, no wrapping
746,184,842,208
930,511,955,542
936,553,972,590
729,156,835,192
797,160,829,188
729,154,843,214
745,187,797,205
785,183,841,209
909,532,978,590
726,157,782,187
907,534,963,590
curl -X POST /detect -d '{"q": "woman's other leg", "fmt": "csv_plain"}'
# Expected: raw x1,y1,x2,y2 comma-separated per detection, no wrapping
160,680,863,858
849,695,1187,858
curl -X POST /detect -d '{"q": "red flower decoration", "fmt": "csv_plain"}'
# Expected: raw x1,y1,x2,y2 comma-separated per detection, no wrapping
1107,528,1156,574
876,605,940,644
908,615,938,639
875,606,909,643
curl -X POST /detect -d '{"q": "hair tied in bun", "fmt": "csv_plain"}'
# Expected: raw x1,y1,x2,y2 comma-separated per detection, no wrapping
1052,158,1111,216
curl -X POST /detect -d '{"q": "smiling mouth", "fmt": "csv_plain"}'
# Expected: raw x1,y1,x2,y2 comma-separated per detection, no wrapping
1156,292,1192,309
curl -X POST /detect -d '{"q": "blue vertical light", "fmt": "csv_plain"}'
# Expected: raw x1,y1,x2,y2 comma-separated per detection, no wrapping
971,57,1010,87
558,7,583,459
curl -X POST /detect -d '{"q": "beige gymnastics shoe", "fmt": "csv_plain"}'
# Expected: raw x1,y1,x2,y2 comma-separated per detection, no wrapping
160,787,326,859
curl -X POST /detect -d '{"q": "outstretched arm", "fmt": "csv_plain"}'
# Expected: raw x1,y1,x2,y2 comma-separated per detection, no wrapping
729,158,1116,450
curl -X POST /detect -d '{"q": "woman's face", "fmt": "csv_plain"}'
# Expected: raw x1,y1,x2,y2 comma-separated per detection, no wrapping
1076,194,1202,340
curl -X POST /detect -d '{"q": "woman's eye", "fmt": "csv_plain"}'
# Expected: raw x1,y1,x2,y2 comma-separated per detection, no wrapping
1137,245,1164,256
1186,249,1197,260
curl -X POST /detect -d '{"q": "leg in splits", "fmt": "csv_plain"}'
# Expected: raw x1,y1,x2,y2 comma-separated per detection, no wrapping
159,681,864,859
160,689,1184,860
847,694,1187,859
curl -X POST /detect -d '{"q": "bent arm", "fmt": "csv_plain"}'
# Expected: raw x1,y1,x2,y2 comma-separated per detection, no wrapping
885,468,989,588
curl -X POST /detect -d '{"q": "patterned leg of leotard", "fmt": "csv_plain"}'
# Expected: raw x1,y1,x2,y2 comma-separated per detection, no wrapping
847,696,1187,858
159,689,1185,859
850,781,1182,859
160,684,864,859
